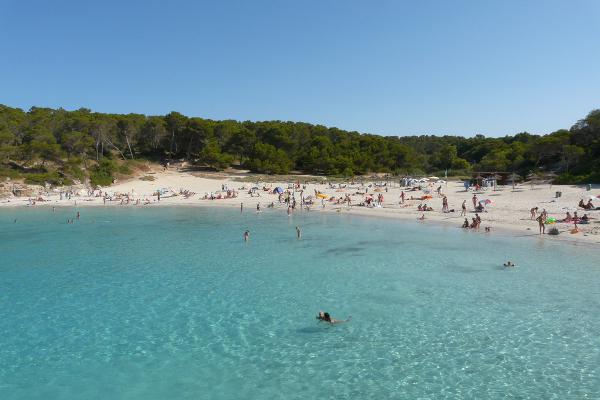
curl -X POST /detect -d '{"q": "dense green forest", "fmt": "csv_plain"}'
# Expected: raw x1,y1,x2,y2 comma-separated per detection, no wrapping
0,104,599,186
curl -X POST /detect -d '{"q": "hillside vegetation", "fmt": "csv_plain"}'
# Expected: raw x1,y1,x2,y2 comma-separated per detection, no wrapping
0,105,599,186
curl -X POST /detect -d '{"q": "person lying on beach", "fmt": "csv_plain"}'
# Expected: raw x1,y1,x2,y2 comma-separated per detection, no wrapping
316,311,351,324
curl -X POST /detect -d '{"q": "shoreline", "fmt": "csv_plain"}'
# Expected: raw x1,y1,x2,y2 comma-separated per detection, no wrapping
3,194,600,249
2,168,600,247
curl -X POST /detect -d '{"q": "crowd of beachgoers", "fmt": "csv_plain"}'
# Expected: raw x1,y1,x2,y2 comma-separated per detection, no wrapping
1,166,599,243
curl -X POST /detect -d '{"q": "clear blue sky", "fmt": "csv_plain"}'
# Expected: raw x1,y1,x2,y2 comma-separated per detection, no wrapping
1,0,599,137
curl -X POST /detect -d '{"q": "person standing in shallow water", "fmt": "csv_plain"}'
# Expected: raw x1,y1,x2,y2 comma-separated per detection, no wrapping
240,202,243,213
536,215,545,235
243,230,250,241
296,226,301,239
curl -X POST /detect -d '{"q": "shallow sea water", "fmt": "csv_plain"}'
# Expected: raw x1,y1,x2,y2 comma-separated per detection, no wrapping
1,206,599,399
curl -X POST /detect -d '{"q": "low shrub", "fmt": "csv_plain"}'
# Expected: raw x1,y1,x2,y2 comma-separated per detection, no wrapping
24,171,70,186
90,159,118,187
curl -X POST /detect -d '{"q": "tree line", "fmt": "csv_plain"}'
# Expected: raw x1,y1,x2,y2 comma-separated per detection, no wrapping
0,104,598,186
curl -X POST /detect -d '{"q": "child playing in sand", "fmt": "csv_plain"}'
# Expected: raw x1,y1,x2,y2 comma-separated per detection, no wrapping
530,207,538,220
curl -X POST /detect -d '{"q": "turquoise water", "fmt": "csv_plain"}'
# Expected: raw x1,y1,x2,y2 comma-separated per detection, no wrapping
1,207,599,399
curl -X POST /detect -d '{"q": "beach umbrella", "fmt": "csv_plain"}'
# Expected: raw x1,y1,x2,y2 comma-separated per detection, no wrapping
428,176,440,180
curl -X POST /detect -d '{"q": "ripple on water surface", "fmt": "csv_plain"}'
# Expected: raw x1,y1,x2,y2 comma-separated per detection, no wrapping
0,207,599,399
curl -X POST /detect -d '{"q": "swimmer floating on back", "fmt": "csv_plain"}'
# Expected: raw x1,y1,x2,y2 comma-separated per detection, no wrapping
316,311,352,324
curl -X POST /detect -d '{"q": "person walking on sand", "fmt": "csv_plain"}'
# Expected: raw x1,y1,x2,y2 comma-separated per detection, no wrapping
530,207,538,220
296,226,301,239
461,200,467,216
400,191,405,204
243,230,250,242
442,196,448,212
472,194,478,210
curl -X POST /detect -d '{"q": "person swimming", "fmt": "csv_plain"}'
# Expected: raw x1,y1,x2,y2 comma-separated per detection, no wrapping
503,261,516,267
316,311,352,324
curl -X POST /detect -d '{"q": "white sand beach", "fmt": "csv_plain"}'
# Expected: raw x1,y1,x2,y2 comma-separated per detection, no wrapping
2,166,600,245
